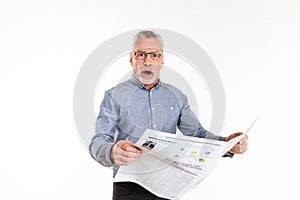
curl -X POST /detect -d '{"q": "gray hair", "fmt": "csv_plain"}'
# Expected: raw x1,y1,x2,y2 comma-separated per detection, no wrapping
132,30,164,49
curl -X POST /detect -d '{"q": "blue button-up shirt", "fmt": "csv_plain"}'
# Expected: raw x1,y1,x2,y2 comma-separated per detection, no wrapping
89,75,229,174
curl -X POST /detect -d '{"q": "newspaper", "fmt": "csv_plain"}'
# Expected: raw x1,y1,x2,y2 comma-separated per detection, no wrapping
114,129,245,199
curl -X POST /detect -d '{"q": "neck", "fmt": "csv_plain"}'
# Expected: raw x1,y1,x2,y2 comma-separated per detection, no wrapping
144,82,157,90
133,74,159,90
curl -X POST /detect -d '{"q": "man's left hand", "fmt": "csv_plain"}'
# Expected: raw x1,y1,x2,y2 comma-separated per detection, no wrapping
226,132,248,154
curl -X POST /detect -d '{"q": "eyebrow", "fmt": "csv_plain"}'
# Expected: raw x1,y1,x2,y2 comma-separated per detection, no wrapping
133,48,163,51
134,50,163,53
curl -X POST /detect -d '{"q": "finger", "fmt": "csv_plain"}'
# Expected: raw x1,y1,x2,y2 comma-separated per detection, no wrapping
118,141,141,153
123,145,141,153
115,159,129,166
113,145,141,164
232,132,243,138
235,132,244,136
226,132,244,142
114,145,141,158
231,142,245,150
239,135,248,144
231,143,247,154
120,151,142,159
231,143,246,150
116,156,138,164
115,153,141,166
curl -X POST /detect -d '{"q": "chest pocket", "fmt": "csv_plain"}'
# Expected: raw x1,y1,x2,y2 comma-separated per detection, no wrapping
162,105,180,133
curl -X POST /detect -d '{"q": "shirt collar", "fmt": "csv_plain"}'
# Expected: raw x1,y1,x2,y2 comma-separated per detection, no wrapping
129,74,162,89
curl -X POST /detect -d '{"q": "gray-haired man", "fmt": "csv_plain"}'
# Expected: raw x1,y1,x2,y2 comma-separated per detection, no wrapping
89,30,248,200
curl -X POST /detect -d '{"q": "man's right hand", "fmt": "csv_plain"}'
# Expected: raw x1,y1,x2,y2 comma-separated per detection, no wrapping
111,140,142,166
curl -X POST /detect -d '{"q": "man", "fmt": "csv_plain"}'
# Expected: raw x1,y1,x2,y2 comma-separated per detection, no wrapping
89,30,248,200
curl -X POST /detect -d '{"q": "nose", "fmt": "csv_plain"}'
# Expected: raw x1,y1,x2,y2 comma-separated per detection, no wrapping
144,54,152,66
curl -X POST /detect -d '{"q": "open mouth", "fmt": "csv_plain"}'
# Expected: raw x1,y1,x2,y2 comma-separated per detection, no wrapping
141,70,153,77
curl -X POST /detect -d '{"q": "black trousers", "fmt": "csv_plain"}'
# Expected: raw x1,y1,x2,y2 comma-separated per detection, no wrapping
113,182,170,200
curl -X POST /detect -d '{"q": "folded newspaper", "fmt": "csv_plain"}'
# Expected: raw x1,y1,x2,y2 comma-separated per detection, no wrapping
114,129,245,199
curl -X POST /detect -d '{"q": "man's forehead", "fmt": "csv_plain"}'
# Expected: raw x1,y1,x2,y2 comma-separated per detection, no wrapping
134,48,163,52
133,38,162,50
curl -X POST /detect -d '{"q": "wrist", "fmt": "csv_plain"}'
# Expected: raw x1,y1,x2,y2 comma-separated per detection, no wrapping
110,144,116,164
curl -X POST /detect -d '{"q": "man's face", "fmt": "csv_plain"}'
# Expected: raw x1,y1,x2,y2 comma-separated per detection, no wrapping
130,38,164,85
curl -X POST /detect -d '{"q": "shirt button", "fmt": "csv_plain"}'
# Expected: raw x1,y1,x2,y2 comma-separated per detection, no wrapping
171,107,174,110
150,92,152,95
152,108,155,111
153,124,156,128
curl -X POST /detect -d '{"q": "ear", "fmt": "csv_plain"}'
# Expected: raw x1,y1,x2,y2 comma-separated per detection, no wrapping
130,55,133,67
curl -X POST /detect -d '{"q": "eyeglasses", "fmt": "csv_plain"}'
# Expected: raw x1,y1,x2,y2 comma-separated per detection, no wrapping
133,51,163,60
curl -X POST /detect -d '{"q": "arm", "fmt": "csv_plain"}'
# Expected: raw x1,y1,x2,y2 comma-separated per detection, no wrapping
178,95,226,141
177,95,247,157
89,91,141,167
89,91,118,167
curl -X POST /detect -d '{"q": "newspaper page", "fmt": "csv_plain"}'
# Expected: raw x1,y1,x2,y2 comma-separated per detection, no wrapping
114,129,245,199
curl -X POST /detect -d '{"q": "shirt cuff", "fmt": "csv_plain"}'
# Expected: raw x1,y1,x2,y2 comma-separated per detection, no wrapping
218,136,227,141
218,136,234,158
105,143,116,166
222,151,234,158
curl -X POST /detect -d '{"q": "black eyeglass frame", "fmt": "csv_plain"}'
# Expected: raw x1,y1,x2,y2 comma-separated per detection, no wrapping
133,51,163,60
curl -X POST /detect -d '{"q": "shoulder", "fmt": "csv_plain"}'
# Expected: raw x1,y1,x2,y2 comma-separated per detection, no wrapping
108,80,131,92
160,82,186,97
160,82,188,104
105,79,137,100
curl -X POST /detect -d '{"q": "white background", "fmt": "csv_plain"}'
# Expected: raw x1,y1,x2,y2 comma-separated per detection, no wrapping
1,0,299,199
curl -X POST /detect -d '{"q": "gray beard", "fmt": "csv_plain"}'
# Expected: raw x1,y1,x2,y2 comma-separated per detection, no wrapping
135,69,159,85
